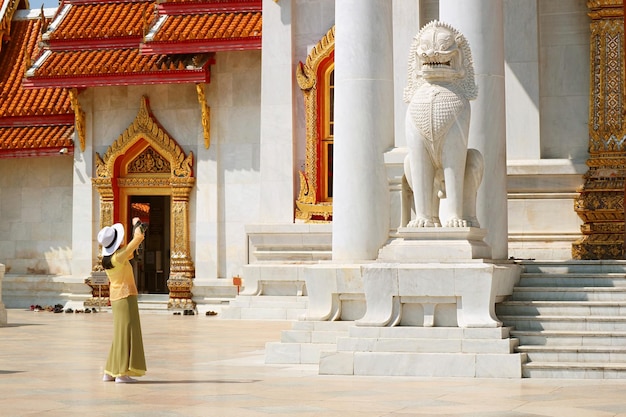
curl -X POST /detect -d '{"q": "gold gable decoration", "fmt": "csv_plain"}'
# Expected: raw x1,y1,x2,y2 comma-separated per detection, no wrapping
573,1,626,259
128,146,170,174
295,25,335,222
92,96,196,310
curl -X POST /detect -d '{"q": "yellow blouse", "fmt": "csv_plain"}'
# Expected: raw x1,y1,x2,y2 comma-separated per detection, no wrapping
105,232,143,302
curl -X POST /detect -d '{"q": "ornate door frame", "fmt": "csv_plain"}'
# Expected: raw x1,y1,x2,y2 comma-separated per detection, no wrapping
92,96,196,309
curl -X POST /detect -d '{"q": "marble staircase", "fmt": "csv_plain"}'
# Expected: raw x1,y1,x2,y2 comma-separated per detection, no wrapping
219,295,308,320
497,260,626,378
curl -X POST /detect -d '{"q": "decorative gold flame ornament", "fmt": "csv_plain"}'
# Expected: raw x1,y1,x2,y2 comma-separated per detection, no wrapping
69,88,86,151
573,1,626,259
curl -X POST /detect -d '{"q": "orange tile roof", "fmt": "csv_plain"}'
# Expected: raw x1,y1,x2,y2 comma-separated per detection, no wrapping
46,0,156,45
24,48,213,88
142,11,261,54
142,0,261,53
0,125,74,156
0,15,75,158
24,0,220,88
23,0,262,87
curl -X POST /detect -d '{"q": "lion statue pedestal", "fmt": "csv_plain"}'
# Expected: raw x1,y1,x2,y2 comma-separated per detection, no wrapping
317,21,524,378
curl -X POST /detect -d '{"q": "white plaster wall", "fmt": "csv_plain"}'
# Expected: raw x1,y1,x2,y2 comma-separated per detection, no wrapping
208,50,262,279
538,0,589,161
0,157,73,275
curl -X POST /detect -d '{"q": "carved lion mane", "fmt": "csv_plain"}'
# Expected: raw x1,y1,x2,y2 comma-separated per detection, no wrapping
403,20,478,103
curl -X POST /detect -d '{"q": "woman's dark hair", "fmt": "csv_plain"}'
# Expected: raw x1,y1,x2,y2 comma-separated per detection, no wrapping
102,255,113,270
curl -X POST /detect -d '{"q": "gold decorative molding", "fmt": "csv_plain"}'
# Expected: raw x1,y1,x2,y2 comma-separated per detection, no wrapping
92,96,196,305
196,83,211,149
573,2,626,259
69,88,86,151
295,25,335,222
128,147,171,174
95,96,193,179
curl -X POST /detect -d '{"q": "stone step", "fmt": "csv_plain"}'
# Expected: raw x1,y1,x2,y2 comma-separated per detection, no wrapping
502,315,626,331
335,335,517,354
517,345,626,363
520,261,626,274
522,361,626,379
319,351,526,377
510,329,626,346
517,273,626,287
265,341,336,364
497,300,626,316
281,329,350,344
510,287,626,301
220,306,307,320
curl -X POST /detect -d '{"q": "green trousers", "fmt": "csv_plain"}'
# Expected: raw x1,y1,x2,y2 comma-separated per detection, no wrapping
104,295,146,377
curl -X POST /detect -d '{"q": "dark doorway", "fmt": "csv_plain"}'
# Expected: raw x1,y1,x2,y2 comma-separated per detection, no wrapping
129,196,170,294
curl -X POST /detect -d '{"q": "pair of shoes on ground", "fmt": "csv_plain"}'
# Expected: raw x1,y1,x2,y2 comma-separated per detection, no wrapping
102,374,137,383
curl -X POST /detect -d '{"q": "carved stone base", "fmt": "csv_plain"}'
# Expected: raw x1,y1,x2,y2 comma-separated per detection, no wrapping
378,227,492,262
356,262,521,328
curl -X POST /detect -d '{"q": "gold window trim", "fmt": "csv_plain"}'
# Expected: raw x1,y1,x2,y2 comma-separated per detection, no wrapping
295,25,335,222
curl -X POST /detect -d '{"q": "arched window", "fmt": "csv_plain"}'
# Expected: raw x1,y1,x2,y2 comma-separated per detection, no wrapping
296,26,335,222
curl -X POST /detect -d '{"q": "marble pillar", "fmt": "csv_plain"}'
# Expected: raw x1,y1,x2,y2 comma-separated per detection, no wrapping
392,0,422,149
259,0,295,223
332,0,394,261
440,0,509,260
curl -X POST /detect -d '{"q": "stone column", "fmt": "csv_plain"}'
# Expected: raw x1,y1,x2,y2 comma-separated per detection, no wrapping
0,263,6,325
392,0,422,149
440,0,509,260
258,0,295,223
332,0,394,261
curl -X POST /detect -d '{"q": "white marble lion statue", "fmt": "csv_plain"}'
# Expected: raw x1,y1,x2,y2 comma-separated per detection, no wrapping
402,20,483,228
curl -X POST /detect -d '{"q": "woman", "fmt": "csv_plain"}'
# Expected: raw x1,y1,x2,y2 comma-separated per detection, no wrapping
97,219,147,383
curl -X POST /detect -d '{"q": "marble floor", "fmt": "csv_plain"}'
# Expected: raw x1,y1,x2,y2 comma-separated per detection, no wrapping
2,309,626,417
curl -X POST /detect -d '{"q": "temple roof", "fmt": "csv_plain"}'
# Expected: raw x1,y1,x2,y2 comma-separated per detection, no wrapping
23,0,262,88
0,11,75,158
142,0,261,54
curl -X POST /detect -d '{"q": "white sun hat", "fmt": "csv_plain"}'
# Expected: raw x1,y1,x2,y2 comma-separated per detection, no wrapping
97,223,125,256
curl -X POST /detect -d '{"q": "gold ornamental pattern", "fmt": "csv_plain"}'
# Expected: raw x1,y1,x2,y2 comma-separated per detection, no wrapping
295,25,335,222
573,1,626,259
128,147,170,174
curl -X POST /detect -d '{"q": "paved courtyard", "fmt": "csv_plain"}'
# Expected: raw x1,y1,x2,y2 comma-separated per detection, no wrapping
2,308,626,416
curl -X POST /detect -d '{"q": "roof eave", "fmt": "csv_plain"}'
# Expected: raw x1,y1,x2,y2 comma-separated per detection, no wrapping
0,146,75,159
0,114,75,127
140,38,261,54
22,71,211,89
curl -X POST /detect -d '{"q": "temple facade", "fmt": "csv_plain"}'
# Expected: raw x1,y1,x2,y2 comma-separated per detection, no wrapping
0,0,620,310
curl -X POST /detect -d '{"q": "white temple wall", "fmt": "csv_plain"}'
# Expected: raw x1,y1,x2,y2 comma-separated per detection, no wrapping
504,0,588,260
0,157,73,275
